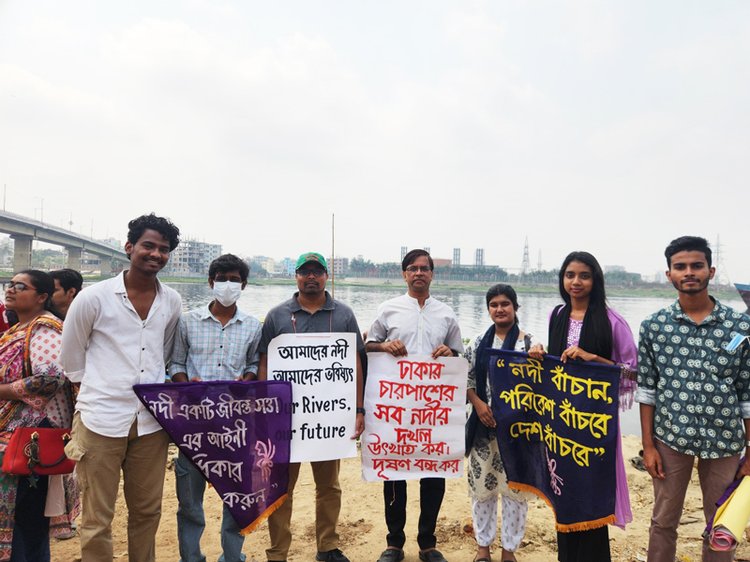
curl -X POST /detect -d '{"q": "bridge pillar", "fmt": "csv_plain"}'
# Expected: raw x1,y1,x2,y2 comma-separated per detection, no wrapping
99,258,112,277
66,247,82,270
11,235,33,272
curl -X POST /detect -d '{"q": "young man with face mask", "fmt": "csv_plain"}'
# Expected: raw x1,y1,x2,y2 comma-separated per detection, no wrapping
169,253,262,562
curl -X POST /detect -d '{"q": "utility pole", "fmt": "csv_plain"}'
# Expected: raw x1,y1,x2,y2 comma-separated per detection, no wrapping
331,213,335,299
714,234,731,286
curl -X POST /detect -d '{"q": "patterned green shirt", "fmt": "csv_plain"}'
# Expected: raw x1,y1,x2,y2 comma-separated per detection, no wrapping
636,299,750,458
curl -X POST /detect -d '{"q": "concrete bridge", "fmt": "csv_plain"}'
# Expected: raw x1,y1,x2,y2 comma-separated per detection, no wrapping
0,209,129,275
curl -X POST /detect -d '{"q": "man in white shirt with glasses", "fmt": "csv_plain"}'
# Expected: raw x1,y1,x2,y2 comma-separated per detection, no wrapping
366,249,464,562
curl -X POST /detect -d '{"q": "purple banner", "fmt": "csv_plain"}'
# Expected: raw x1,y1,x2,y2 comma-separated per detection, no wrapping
133,380,292,533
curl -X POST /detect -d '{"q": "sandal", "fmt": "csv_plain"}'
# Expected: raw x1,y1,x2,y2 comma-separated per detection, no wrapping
630,449,646,471
473,550,491,562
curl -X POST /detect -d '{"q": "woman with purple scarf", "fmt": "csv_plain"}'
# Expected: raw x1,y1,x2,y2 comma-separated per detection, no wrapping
530,251,637,562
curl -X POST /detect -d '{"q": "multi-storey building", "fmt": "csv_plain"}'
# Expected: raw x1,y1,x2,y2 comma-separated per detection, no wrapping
163,239,222,277
475,248,485,268
329,257,349,276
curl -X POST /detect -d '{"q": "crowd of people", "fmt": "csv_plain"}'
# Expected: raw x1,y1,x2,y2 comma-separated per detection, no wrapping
0,213,748,562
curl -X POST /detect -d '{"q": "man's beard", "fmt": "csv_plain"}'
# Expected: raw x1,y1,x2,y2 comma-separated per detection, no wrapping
672,277,709,294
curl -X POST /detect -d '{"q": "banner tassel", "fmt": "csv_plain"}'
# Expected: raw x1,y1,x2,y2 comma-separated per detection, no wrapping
508,482,615,533
240,493,289,535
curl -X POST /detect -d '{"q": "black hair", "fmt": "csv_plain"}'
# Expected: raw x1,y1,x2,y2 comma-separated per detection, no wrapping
17,269,62,318
208,254,249,282
401,249,434,271
485,283,520,324
558,251,606,308
664,236,712,268
127,213,181,252
557,251,610,354
50,268,83,294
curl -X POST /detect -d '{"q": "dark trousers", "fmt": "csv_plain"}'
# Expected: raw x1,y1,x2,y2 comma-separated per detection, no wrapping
11,474,50,562
383,478,445,550
557,527,610,562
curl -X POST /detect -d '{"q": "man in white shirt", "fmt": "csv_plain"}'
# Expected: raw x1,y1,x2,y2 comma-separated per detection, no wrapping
61,213,182,562
366,249,464,562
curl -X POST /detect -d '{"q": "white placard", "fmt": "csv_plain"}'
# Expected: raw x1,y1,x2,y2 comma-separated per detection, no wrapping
267,333,357,462
361,353,468,481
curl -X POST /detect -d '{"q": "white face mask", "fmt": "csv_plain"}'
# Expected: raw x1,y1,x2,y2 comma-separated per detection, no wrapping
212,281,243,307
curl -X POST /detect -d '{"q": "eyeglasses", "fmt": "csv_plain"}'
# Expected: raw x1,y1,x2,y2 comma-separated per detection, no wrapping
296,268,326,278
405,265,431,273
6,281,34,292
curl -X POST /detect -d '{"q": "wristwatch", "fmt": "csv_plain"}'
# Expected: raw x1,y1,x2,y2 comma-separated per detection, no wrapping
356,407,366,415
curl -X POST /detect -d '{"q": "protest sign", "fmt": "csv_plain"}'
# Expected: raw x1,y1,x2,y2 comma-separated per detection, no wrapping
133,380,291,533
267,332,357,462
489,350,620,531
708,475,750,551
361,353,467,481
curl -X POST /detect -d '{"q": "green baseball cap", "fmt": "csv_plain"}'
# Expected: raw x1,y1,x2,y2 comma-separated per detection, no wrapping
295,252,328,272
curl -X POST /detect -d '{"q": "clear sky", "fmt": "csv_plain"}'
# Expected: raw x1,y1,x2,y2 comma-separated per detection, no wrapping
1,1,748,282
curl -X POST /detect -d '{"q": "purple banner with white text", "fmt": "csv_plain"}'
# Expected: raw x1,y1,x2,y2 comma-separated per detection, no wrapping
133,380,292,533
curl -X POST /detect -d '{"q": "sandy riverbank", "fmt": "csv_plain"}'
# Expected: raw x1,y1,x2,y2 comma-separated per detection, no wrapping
51,435,750,562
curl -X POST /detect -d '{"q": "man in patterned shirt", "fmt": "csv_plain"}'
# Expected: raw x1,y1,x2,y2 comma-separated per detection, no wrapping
169,253,262,562
637,236,750,562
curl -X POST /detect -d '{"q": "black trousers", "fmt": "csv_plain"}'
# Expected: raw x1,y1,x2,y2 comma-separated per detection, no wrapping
383,478,445,550
557,526,610,562
11,474,50,562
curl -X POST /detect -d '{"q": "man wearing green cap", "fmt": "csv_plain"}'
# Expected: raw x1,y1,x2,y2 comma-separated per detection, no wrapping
258,252,365,562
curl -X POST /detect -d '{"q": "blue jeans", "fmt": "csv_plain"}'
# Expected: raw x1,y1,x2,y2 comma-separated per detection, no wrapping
175,452,246,562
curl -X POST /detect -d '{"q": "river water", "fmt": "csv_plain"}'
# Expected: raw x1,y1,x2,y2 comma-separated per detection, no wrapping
167,280,746,437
